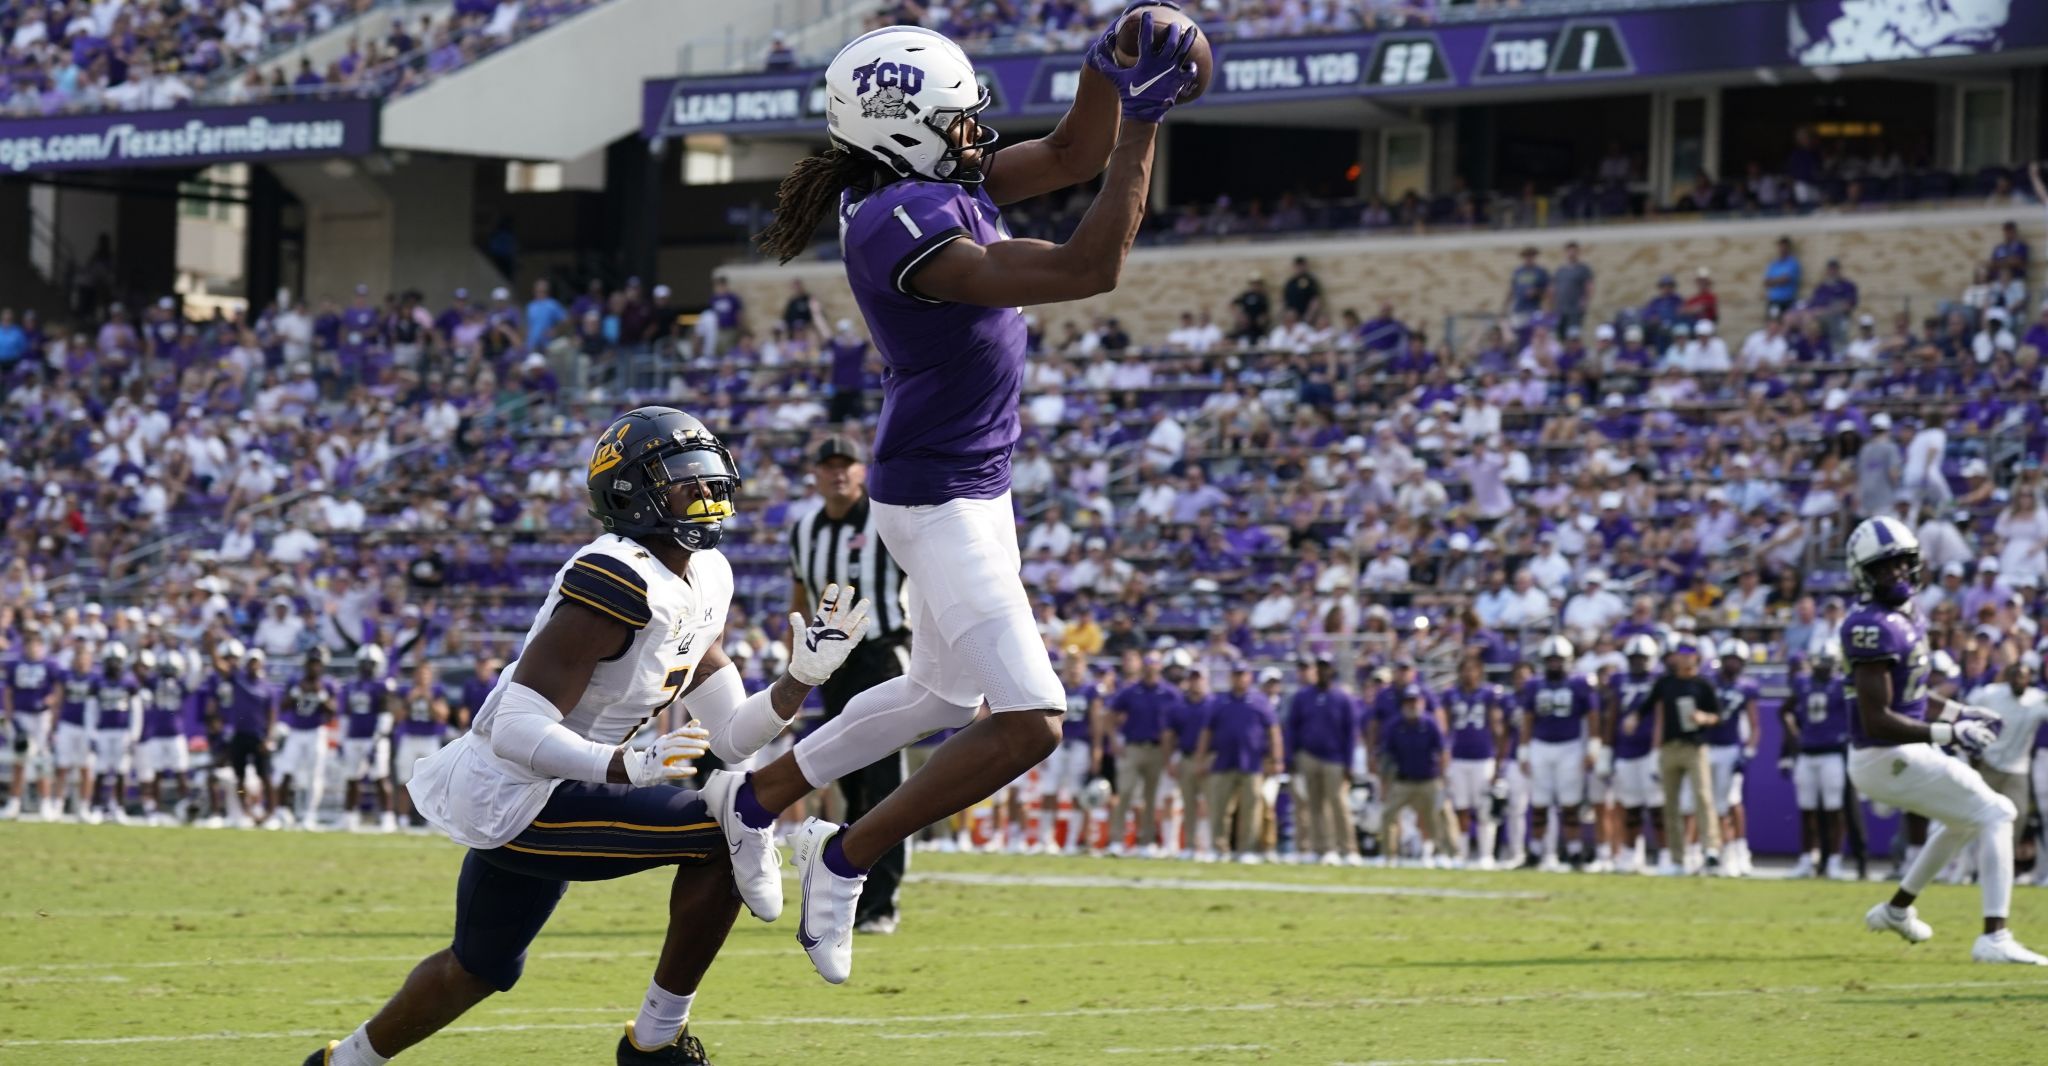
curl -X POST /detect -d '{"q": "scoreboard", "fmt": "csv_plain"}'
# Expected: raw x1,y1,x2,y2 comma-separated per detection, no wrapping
1475,21,1634,82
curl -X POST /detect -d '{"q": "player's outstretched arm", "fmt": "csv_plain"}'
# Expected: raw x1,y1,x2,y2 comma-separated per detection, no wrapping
982,62,1117,206
683,583,873,762
1851,661,1992,752
913,15,1197,308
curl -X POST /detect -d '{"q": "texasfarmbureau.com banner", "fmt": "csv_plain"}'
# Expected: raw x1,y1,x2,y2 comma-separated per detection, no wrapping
0,99,378,174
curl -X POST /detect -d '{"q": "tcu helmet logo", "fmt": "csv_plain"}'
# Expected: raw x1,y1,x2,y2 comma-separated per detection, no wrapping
852,59,924,118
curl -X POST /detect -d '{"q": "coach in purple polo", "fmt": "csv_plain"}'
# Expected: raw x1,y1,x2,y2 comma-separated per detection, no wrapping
1197,663,1282,863
1287,657,1360,862
1106,651,1181,855
1382,685,1454,863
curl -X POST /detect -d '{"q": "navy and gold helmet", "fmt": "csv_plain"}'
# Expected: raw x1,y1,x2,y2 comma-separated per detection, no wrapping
586,406,741,551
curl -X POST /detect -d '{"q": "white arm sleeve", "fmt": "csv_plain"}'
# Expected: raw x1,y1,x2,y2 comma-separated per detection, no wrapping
486,681,615,784
684,662,796,763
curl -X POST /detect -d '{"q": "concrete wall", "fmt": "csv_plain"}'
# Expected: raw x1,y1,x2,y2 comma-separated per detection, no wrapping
715,204,2025,345
273,155,501,305
380,0,788,162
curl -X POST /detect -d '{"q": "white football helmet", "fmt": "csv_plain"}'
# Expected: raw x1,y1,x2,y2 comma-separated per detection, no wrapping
358,644,387,675
1538,635,1574,661
1845,515,1921,605
136,647,158,673
102,641,129,665
1718,638,1751,664
824,25,998,183
158,648,184,677
1622,634,1661,660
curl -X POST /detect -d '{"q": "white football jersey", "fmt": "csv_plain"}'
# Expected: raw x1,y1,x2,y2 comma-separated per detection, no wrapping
407,534,733,849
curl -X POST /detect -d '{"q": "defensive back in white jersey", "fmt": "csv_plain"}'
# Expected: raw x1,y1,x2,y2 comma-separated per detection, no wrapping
407,534,733,848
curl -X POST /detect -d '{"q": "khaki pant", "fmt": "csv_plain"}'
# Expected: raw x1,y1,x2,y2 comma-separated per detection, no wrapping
1175,755,1207,850
1209,770,1263,854
1294,754,1355,855
1659,742,1720,853
1384,778,1452,853
1979,764,2033,852
1113,743,1166,846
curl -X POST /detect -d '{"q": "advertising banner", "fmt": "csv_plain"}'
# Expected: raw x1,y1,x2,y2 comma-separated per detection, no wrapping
0,99,380,174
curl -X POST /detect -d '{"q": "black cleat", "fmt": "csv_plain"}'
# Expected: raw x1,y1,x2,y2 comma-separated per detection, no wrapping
617,1022,712,1065
300,1042,336,1065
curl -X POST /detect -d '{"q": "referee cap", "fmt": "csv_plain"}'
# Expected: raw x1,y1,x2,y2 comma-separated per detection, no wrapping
813,435,866,465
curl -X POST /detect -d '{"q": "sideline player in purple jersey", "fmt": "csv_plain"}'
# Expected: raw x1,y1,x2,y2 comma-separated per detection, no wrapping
1841,516,2046,965
1442,655,1505,869
136,648,194,825
273,647,337,829
1700,639,1761,876
1038,651,1103,855
340,645,398,832
1604,634,1662,874
1781,645,1853,879
87,643,139,825
1517,635,1600,871
720,5,1205,983
3,631,58,819
53,644,97,820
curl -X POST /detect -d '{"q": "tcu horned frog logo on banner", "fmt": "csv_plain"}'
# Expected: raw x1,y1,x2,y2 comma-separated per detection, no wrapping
853,59,924,118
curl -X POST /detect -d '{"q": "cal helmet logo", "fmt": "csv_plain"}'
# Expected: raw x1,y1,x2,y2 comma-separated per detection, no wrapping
589,423,630,477
853,59,922,118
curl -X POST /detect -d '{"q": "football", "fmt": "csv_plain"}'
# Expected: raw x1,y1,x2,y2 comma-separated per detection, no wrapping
1111,4,1213,103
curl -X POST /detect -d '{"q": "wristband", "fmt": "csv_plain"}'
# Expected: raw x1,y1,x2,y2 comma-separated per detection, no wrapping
1929,721,1954,746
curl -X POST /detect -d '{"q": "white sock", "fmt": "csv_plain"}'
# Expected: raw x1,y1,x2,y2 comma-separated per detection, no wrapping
330,1023,390,1066
632,980,694,1049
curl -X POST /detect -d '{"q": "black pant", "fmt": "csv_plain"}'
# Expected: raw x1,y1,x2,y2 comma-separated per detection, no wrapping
819,637,908,923
827,389,866,424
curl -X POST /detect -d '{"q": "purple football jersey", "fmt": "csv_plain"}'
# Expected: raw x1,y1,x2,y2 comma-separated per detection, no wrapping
1607,671,1659,759
1704,674,1759,747
1061,683,1096,743
59,671,91,726
839,180,1029,506
91,671,136,731
139,675,188,740
281,675,335,730
1842,601,1931,748
6,658,55,717
397,683,446,738
1791,677,1851,751
1518,676,1596,743
341,678,391,739
1443,683,1501,760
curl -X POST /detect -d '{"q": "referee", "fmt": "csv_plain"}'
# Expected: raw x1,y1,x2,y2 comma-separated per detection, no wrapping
788,434,910,933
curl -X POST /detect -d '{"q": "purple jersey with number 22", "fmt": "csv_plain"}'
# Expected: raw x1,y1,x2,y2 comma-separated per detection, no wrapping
839,180,1027,507
1841,601,1931,749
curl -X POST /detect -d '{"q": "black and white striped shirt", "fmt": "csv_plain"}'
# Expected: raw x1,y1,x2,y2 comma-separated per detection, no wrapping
788,495,907,642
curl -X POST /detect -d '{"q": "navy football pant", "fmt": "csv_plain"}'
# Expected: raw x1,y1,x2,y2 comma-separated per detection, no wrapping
451,781,722,991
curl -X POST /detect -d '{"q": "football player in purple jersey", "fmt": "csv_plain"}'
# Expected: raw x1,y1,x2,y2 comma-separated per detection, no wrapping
1517,636,1601,871
1604,634,1663,874
1442,655,1506,869
2,631,59,819
1780,645,1853,879
1840,517,2047,964
1702,639,1762,876
721,6,1205,983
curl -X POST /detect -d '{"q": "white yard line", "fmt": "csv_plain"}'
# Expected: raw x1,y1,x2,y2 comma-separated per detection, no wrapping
876,1030,1045,1041
1337,1059,1509,1066
0,936,1289,977
1105,1043,1271,1054
4,979,2042,1049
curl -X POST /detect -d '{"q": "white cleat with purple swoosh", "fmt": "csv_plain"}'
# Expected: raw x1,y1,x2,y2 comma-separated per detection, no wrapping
703,769,783,922
792,817,866,984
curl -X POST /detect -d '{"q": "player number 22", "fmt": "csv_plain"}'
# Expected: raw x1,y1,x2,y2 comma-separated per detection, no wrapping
1850,626,1881,650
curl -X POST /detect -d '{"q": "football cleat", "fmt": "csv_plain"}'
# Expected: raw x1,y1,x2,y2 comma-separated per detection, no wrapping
617,1021,713,1064
301,1041,337,1065
1971,931,2048,965
1866,902,1933,944
854,914,899,936
702,770,783,922
792,818,864,984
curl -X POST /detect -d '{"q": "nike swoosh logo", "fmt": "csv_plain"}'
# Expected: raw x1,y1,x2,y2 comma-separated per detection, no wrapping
1129,70,1171,96
796,860,821,949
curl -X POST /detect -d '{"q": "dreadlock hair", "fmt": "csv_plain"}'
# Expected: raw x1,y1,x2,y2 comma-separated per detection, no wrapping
755,146,879,264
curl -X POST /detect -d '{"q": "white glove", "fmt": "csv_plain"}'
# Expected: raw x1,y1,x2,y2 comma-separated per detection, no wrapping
787,582,874,686
1592,743,1613,778
1949,703,2002,726
621,723,711,787
1930,719,1998,755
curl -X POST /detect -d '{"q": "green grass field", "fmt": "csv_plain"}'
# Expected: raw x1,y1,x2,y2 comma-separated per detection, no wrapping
2,824,2046,1065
